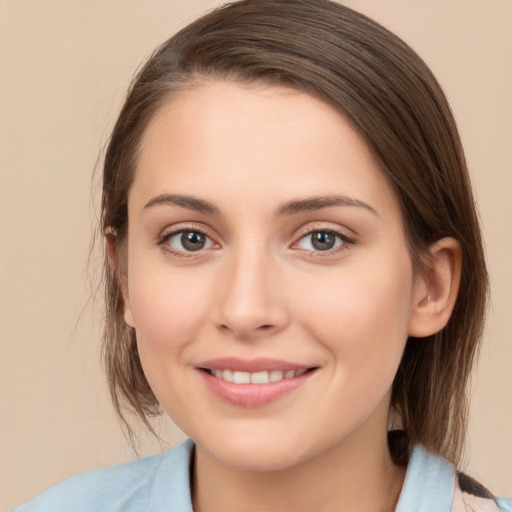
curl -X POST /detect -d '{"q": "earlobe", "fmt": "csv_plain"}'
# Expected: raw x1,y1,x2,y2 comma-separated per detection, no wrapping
105,228,118,270
105,228,135,328
124,306,135,328
408,238,462,338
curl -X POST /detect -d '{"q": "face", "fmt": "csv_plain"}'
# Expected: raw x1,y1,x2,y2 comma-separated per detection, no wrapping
123,81,422,472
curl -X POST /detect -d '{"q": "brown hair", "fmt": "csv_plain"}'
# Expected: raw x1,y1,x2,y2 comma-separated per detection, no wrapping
101,0,487,466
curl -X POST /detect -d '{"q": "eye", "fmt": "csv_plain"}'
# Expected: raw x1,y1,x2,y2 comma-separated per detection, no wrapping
296,230,349,252
164,230,215,253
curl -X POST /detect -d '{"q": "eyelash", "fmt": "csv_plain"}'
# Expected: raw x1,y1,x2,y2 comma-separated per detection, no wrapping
158,227,215,257
157,226,355,258
292,228,355,258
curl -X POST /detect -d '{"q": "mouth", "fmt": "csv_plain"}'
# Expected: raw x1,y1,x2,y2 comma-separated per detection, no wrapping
197,358,319,407
202,367,312,384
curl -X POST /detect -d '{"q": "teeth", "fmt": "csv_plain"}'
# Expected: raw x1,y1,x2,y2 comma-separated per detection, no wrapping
210,368,308,384
269,370,284,382
251,371,270,384
233,371,251,384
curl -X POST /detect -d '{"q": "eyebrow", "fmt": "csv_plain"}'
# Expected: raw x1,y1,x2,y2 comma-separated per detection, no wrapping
144,194,221,215
143,193,378,217
275,195,378,217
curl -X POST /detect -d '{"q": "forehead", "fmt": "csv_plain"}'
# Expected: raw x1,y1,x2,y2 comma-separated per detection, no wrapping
131,80,401,222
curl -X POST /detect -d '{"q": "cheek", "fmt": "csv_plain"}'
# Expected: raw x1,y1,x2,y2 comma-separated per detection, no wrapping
126,263,218,421
294,252,414,377
126,260,215,356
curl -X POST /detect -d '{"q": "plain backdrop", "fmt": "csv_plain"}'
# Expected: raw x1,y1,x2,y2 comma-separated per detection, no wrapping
1,0,511,509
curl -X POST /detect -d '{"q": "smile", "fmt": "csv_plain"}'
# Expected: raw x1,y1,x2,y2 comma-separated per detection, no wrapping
198,359,318,407
207,368,308,384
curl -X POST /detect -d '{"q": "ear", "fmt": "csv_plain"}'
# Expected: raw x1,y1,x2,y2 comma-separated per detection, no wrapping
408,237,462,338
105,228,135,328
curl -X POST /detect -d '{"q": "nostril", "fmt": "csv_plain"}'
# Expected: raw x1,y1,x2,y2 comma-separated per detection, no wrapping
216,318,285,339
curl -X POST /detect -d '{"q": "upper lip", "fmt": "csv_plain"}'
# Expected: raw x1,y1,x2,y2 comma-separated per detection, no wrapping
198,357,313,372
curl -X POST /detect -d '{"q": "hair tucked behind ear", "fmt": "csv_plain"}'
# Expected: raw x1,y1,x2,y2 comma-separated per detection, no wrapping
101,0,488,465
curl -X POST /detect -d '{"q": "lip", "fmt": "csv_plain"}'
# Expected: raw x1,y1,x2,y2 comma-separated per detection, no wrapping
198,357,310,373
196,357,318,408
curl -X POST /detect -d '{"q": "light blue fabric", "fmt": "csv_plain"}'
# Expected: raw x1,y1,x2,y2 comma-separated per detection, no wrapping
497,498,512,512
395,445,455,512
12,440,195,512
12,439,512,511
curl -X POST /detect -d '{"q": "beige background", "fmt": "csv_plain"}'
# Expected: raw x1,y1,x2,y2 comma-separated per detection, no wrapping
1,0,511,509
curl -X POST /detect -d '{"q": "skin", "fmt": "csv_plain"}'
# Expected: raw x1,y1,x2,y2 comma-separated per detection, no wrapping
117,81,461,512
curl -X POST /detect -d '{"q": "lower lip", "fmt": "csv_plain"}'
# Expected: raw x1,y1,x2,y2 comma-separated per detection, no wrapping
199,370,315,408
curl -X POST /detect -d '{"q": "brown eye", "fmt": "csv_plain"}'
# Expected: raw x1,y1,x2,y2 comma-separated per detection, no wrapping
166,230,214,252
296,230,348,252
181,231,206,251
311,232,336,251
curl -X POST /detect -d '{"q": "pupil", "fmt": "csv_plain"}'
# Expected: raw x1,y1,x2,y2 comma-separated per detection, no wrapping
312,231,335,251
181,231,205,251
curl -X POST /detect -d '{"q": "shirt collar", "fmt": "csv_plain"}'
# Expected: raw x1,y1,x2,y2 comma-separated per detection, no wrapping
395,444,455,512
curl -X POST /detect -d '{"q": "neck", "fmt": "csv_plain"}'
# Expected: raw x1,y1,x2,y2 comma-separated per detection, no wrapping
192,428,406,512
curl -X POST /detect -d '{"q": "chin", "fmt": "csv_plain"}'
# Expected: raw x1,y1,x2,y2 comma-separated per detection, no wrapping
195,429,311,473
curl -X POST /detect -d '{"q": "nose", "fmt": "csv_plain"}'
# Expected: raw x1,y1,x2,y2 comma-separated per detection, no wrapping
212,247,290,341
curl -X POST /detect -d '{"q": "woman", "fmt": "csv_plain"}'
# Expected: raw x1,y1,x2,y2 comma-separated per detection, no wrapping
13,0,511,510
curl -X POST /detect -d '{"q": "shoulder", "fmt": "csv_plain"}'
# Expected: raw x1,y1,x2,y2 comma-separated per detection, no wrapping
12,439,195,512
394,439,511,512
14,455,161,511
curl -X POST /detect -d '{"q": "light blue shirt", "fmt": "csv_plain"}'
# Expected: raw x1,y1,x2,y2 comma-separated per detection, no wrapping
12,439,512,512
